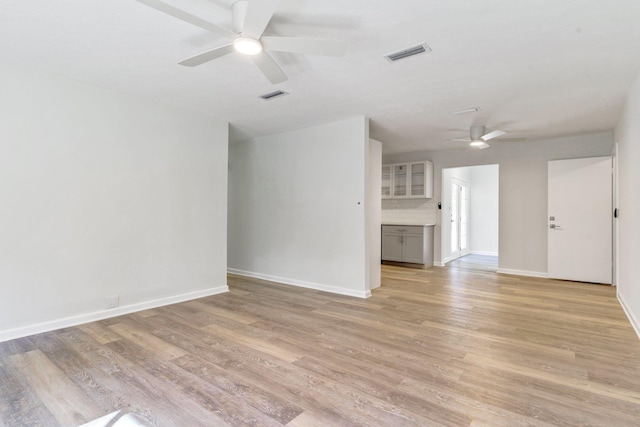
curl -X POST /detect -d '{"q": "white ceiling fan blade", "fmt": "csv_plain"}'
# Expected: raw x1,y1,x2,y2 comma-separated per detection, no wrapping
450,138,471,142
261,37,347,56
178,44,235,67
252,51,287,84
481,130,506,141
136,0,235,39
242,0,280,39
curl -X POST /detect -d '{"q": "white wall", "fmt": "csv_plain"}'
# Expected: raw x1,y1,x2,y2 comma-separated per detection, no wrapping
384,132,613,276
0,65,229,341
367,139,382,290
615,72,640,338
228,116,373,298
470,165,499,256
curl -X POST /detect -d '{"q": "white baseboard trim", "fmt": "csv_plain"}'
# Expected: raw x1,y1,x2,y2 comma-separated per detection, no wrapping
442,256,456,264
433,261,445,267
618,291,640,340
0,285,229,343
497,268,549,279
470,250,499,257
228,268,371,299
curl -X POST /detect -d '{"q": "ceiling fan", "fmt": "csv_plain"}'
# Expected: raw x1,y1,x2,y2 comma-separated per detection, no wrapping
451,125,507,149
136,0,348,84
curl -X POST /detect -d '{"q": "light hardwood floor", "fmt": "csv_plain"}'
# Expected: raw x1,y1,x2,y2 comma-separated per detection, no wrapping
1,266,640,426
446,254,499,272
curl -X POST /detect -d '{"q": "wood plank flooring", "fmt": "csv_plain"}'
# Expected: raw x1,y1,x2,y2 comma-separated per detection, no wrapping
446,254,498,272
1,266,640,426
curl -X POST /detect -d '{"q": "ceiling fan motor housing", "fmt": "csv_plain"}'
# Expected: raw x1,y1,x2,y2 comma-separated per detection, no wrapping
470,125,486,141
232,0,249,33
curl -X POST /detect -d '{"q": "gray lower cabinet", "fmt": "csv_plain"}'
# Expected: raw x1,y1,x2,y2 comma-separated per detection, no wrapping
381,225,434,266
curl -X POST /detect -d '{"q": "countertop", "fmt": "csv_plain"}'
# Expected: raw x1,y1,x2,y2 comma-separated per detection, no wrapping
382,223,436,227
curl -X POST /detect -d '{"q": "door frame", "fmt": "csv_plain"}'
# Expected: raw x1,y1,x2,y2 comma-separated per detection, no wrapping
612,143,619,286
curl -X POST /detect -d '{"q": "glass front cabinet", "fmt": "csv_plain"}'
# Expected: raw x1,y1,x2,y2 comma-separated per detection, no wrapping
382,161,433,199
394,164,408,197
381,165,392,198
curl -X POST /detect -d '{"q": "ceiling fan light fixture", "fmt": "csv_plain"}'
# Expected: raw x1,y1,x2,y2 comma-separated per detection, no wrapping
470,140,489,149
234,37,262,55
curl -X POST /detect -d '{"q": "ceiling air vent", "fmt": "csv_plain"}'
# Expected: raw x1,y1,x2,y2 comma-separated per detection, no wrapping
259,90,289,101
452,107,481,115
384,42,431,62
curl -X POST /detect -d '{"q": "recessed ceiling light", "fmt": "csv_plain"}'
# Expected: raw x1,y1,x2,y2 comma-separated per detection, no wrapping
234,37,262,55
452,107,481,115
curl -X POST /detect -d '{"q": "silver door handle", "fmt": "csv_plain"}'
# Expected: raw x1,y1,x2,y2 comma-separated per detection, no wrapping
550,224,563,230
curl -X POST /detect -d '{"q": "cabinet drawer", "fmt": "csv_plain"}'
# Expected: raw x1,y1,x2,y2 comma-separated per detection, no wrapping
382,225,424,235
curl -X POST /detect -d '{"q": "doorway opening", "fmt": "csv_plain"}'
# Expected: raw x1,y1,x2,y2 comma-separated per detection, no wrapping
442,165,499,272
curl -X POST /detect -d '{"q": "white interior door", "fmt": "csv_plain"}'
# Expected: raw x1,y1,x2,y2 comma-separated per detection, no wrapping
451,182,459,255
450,179,470,258
548,157,612,284
460,185,469,253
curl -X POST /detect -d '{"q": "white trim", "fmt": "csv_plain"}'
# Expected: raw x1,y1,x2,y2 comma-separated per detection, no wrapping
228,268,371,299
470,250,499,257
613,142,619,287
433,261,445,267
497,268,549,279
442,255,457,264
618,291,640,340
0,285,229,343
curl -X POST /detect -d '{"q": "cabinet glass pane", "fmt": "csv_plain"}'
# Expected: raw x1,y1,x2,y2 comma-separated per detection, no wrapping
394,165,407,196
381,165,392,197
410,163,425,196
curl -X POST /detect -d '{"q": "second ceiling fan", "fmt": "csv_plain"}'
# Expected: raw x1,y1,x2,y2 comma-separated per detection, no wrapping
451,125,508,149
137,0,348,84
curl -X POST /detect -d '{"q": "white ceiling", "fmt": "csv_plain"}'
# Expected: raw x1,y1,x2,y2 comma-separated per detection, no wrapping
1,0,640,154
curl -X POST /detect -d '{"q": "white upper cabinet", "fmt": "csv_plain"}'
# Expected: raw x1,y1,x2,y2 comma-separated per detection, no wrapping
382,161,433,199
410,162,426,197
381,165,392,198
394,164,408,197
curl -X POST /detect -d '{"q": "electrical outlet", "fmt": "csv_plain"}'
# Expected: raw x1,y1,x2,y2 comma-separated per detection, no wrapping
105,295,119,309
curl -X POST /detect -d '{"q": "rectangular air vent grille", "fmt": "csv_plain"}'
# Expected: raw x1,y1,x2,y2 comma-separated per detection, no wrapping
384,42,431,62
259,90,289,100
452,107,481,115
